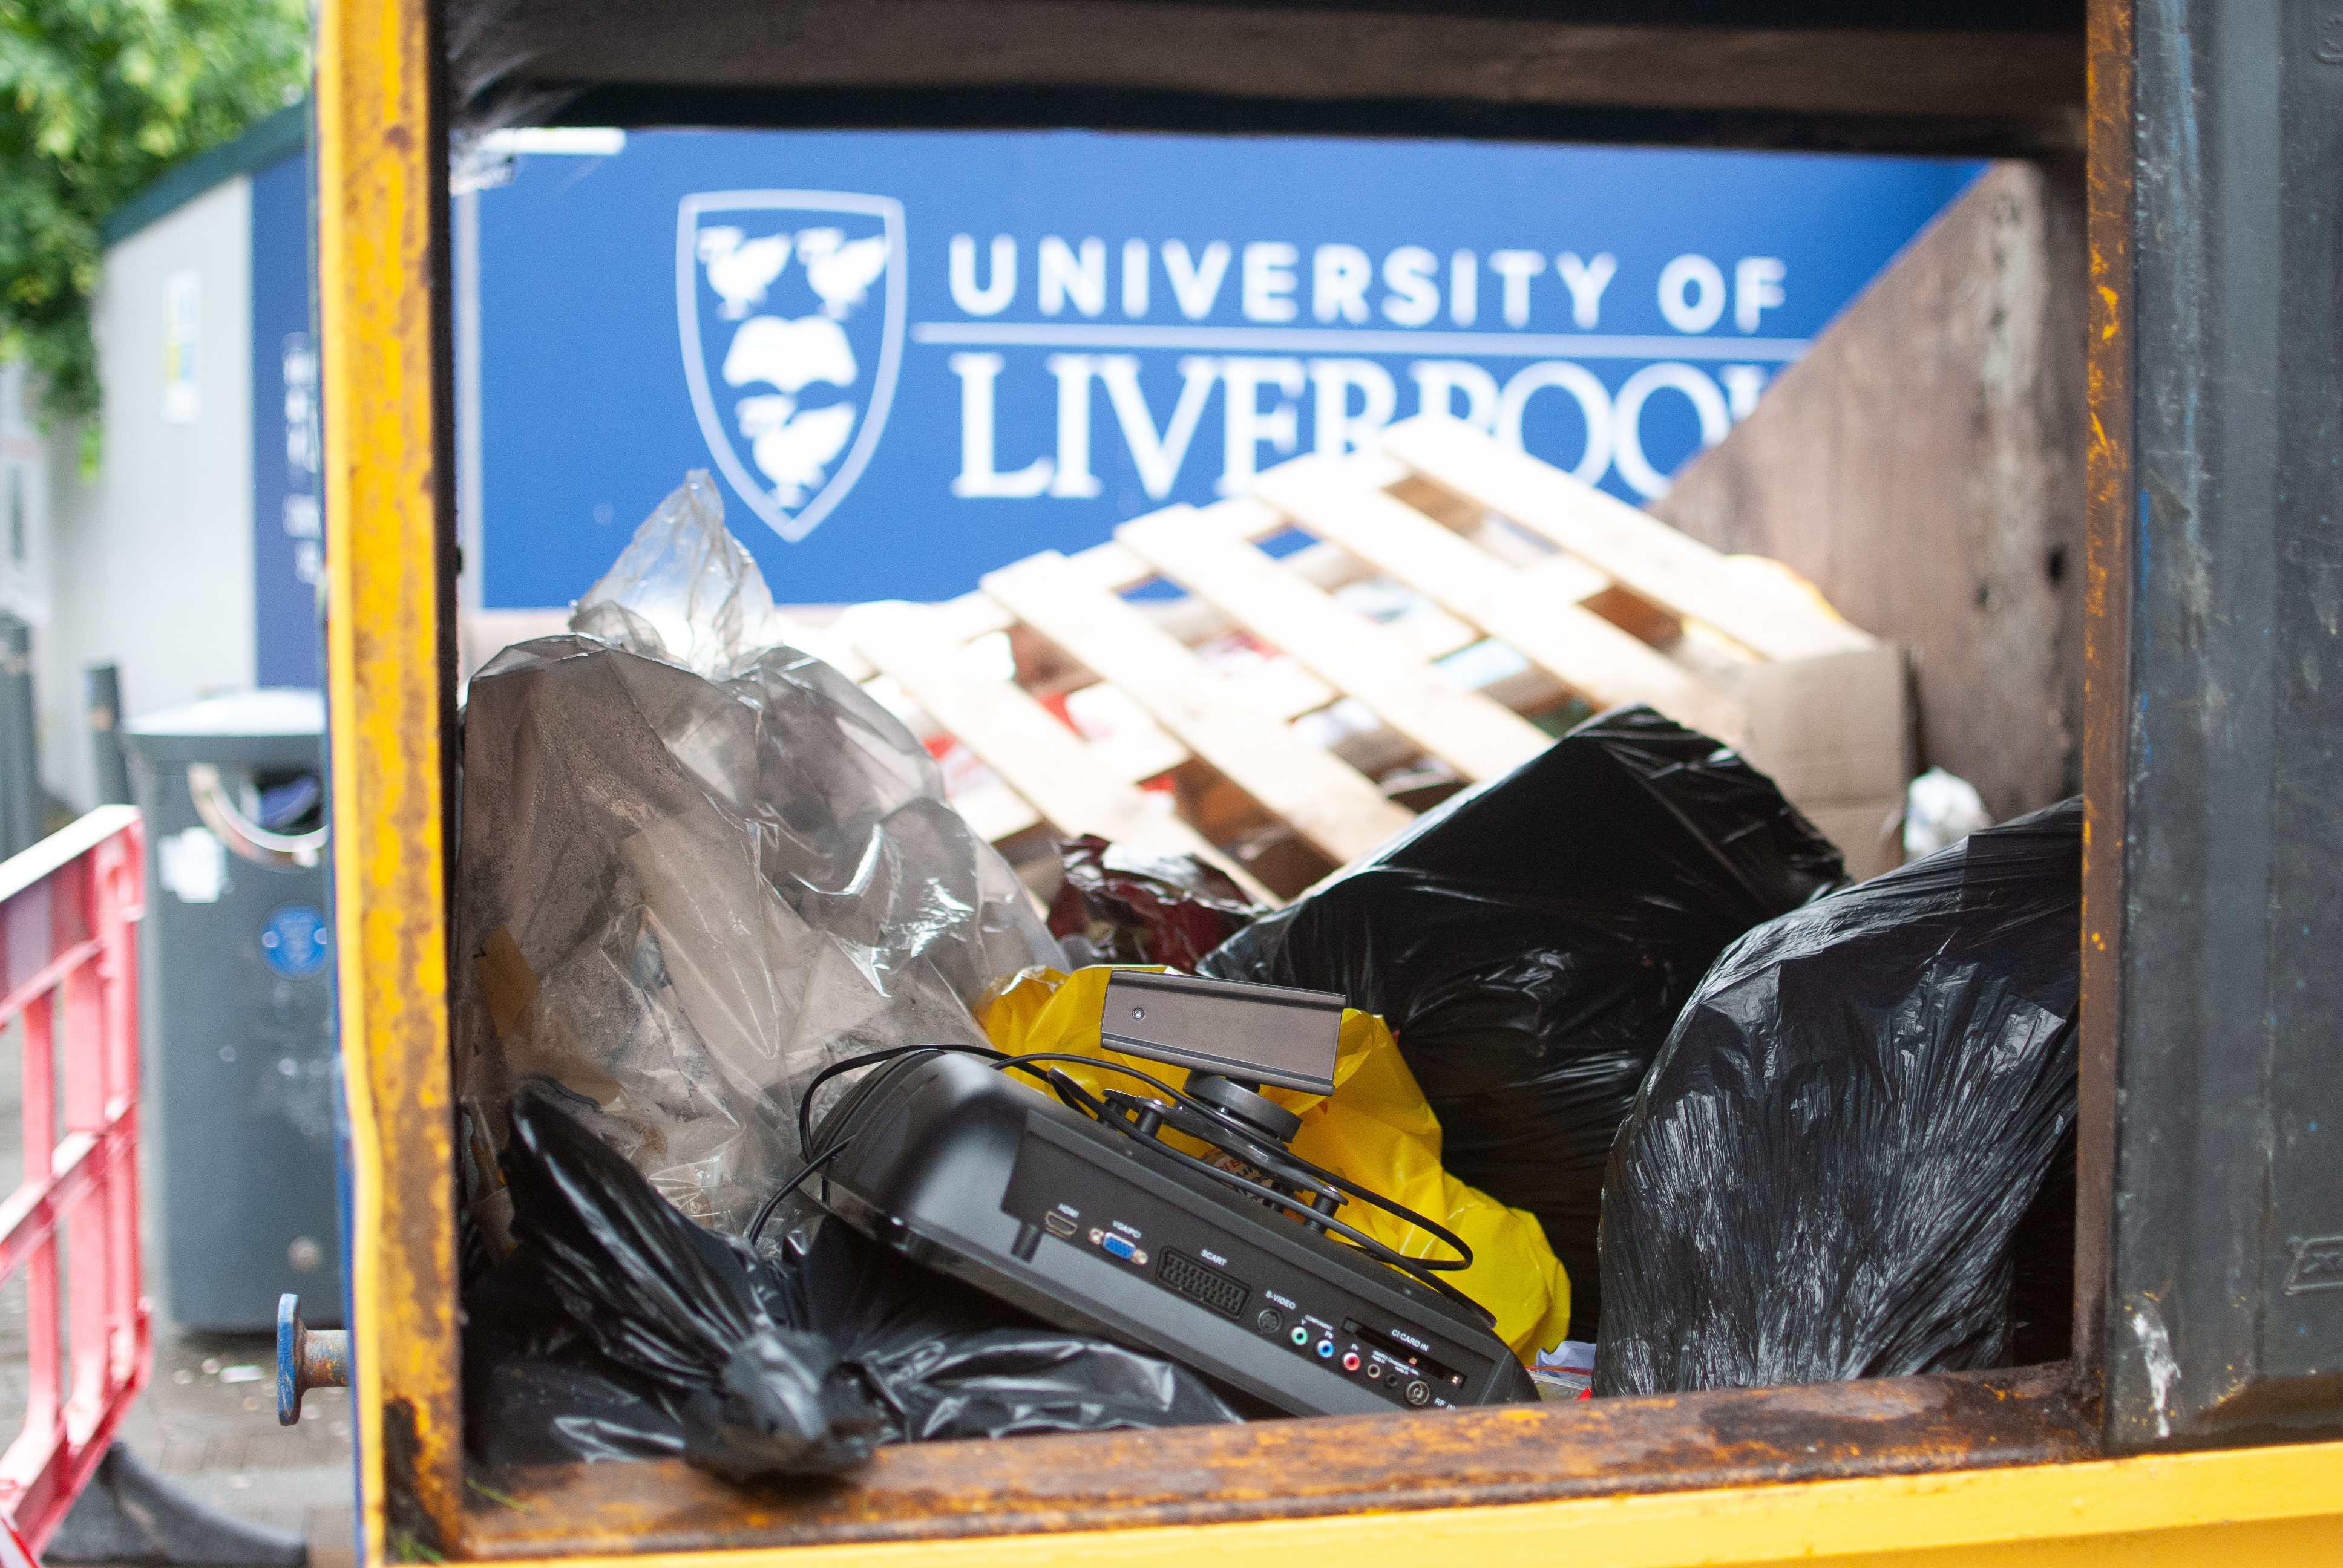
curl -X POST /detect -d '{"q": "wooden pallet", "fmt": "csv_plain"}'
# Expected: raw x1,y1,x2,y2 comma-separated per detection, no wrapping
781,413,1909,898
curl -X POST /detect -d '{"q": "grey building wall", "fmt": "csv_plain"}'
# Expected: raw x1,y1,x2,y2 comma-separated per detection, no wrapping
37,177,257,813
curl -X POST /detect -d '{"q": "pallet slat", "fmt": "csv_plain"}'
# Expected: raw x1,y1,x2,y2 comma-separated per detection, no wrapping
1080,720,1193,794
1172,498,1489,670
841,600,1274,904
1118,508,1551,784
468,419,1899,897
1251,457,1749,743
1380,414,1875,664
982,553,1414,865
794,409,1907,895
951,781,1043,843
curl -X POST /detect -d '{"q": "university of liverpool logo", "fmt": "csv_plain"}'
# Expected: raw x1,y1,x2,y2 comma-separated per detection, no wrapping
677,190,906,542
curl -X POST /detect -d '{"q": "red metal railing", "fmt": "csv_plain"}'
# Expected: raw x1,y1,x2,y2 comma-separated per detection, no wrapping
0,808,149,1553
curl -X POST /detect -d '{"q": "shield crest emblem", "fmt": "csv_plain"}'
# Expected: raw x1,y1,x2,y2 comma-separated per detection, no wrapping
678,190,906,543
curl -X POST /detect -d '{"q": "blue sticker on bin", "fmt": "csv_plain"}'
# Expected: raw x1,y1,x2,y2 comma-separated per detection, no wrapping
260,903,330,980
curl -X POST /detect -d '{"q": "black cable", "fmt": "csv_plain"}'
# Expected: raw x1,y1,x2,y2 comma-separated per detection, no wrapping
770,1040,1001,1249
746,1135,854,1247
988,1050,1481,1312
794,1042,1006,1155
994,1051,1476,1270
783,1039,1489,1324
1045,1062,1494,1325
758,1041,993,1251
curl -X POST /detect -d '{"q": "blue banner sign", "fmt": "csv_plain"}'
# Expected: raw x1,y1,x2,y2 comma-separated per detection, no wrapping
252,148,321,687
469,130,1978,607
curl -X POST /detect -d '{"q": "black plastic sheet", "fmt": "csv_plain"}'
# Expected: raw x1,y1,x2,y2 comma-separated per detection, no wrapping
1595,799,2082,1396
1203,707,1842,1338
465,1253,689,1465
770,1202,1251,1439
496,1086,882,1478
470,1088,1241,1477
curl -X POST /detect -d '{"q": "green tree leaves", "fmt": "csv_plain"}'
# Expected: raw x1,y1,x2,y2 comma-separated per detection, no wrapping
1,1,309,454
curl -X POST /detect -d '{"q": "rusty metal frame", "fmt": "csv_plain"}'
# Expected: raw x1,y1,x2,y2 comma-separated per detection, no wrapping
458,1367,2088,1553
2082,0,2343,1449
317,0,2343,1561
318,0,464,1559
2073,0,2131,1413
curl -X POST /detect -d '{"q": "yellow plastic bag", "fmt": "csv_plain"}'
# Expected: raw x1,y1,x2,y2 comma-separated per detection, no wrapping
977,966,1571,1362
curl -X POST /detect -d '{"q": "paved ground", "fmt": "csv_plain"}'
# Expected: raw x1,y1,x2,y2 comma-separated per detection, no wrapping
104,1339,356,1568
0,1020,356,1566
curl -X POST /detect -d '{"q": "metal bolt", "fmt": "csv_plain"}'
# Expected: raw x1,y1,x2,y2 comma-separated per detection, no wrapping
278,1295,349,1426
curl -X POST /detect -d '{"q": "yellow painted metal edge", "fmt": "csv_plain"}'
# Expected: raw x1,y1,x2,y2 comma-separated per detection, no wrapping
308,3,2338,1564
313,1,384,1547
474,1439,2343,1568
318,0,462,1561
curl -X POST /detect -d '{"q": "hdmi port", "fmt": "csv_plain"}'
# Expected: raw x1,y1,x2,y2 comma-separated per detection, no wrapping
1042,1211,1077,1238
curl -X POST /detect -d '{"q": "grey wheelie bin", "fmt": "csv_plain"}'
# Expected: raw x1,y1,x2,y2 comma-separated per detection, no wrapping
122,690,341,1330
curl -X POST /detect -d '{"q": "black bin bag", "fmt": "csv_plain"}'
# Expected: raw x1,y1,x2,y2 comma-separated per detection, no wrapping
468,1087,1240,1478
485,1085,885,1478
1202,707,1844,1338
1595,799,2083,1396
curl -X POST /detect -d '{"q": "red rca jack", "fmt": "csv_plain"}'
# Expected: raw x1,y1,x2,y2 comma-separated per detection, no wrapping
1340,1351,1362,1372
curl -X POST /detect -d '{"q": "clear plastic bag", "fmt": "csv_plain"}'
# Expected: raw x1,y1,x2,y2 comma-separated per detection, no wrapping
454,474,1057,1237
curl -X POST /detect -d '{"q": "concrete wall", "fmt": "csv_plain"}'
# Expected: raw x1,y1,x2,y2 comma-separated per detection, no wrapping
1650,160,2086,823
37,177,255,812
